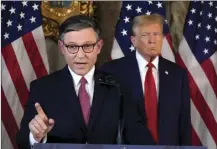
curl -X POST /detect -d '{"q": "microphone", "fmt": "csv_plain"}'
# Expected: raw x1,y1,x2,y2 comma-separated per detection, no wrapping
98,73,124,144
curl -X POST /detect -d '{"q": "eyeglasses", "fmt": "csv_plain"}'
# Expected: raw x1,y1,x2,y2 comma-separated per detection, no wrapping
62,41,99,54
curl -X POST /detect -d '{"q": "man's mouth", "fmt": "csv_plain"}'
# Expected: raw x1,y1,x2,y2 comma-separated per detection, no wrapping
149,48,156,50
75,62,87,68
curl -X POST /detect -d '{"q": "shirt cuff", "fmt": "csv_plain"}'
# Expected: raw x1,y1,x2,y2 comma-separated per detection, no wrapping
29,132,47,145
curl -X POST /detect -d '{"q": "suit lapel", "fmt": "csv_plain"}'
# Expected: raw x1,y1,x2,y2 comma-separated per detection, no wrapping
60,66,86,130
87,72,106,132
158,57,173,144
126,54,146,121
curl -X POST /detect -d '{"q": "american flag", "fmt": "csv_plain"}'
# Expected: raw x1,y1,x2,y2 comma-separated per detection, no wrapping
111,1,175,62
1,1,49,149
177,1,217,149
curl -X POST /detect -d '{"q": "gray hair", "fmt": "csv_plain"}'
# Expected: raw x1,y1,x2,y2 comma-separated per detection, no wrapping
59,15,101,41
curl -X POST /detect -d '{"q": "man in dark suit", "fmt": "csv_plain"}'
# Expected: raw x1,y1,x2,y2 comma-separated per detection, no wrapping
101,14,191,145
17,15,123,149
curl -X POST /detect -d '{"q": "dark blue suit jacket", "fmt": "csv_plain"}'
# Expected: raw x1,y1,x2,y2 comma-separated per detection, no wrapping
16,66,123,149
100,54,191,145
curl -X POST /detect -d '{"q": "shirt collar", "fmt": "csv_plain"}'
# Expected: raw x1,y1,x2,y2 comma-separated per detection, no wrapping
68,65,95,87
136,51,159,71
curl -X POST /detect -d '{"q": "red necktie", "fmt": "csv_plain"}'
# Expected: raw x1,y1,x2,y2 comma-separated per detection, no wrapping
144,63,158,142
78,77,90,125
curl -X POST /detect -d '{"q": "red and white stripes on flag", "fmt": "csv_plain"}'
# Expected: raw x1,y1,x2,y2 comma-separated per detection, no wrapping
176,2,217,149
1,25,49,149
2,2,49,149
177,41,217,148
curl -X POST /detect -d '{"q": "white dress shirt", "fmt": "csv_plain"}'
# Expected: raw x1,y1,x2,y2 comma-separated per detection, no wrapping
136,51,159,99
30,66,95,145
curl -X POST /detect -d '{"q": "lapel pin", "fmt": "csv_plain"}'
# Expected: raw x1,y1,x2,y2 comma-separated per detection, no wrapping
165,71,169,75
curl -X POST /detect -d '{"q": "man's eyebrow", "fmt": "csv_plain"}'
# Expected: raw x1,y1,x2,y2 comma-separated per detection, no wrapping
141,32,149,34
64,41,96,45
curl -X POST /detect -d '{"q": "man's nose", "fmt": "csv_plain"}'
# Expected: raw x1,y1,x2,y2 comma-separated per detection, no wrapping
76,47,86,58
148,34,156,44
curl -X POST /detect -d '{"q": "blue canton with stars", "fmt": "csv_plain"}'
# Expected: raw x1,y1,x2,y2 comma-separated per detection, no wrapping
115,1,169,57
1,1,42,48
184,1,217,63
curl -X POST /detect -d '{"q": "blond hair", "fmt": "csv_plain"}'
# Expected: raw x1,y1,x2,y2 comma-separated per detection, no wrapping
131,13,165,35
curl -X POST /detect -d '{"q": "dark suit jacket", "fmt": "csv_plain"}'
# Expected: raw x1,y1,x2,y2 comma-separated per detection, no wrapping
16,66,123,149
100,54,191,146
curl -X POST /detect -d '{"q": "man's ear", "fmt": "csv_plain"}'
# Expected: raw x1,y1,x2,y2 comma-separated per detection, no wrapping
130,36,136,47
96,39,104,54
58,40,64,55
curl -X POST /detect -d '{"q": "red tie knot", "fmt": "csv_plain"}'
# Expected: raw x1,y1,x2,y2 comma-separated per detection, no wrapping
80,77,87,85
146,63,154,68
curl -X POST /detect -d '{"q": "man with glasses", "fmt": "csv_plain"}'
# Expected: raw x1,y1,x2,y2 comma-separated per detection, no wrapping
17,15,125,149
